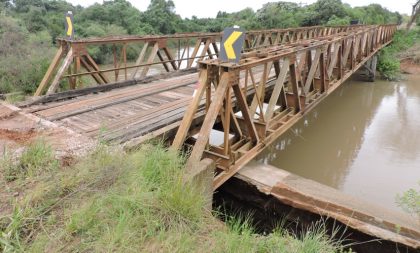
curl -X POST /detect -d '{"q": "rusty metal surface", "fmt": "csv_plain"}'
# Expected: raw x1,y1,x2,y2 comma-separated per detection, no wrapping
172,24,397,189
35,25,369,96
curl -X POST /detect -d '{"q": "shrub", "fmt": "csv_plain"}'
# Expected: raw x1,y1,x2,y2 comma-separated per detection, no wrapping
396,182,420,219
377,29,419,80
0,16,54,94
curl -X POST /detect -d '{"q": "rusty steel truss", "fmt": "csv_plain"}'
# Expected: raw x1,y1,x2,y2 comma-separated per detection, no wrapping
172,24,397,189
35,25,368,96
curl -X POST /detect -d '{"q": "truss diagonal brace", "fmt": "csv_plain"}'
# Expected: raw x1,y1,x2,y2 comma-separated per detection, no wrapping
185,71,230,170
172,67,209,150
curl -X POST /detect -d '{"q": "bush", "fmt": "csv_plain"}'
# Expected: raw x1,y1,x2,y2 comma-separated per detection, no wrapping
0,16,54,94
396,182,420,219
377,29,419,80
377,51,401,80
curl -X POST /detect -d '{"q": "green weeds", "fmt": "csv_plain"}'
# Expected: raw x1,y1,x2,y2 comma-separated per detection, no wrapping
1,142,348,252
378,29,420,80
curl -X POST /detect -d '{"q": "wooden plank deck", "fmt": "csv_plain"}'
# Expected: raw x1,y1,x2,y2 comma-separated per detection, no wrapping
24,73,198,143
22,65,271,144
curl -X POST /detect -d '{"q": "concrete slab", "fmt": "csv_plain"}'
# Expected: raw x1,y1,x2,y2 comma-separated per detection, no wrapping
237,161,420,250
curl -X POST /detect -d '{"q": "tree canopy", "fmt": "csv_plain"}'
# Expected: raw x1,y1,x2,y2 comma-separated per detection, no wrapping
0,0,404,39
0,0,408,94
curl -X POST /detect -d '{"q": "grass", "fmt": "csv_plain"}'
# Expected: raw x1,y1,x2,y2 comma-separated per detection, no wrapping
2,139,58,181
377,28,420,80
0,141,349,252
396,182,420,221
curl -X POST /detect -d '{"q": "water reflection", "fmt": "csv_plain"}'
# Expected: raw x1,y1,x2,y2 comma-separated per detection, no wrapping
256,74,420,212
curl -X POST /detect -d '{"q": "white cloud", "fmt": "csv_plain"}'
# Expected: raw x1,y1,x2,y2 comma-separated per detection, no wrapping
70,0,414,18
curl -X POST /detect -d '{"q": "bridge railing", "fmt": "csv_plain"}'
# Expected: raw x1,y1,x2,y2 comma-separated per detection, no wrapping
171,24,397,189
34,25,371,96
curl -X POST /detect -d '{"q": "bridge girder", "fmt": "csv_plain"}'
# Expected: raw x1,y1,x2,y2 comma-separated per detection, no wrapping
172,24,397,189
35,25,369,96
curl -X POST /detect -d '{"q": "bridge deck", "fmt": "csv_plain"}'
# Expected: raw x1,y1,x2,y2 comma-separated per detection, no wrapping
22,68,268,144
25,74,198,143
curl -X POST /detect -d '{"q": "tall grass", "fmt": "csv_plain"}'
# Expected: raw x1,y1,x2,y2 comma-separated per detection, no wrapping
2,139,58,181
1,142,348,252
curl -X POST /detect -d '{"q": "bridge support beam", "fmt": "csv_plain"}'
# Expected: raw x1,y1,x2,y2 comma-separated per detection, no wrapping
362,54,378,82
172,25,397,190
35,25,369,96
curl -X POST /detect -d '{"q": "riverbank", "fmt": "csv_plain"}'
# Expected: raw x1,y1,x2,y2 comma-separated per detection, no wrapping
399,43,420,74
378,28,420,79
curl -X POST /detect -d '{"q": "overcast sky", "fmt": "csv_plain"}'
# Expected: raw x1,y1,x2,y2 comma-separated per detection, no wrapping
70,0,415,18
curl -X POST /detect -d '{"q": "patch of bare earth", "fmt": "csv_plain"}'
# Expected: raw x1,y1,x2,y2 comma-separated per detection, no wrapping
398,43,420,74
0,102,96,217
0,103,95,158
400,58,420,74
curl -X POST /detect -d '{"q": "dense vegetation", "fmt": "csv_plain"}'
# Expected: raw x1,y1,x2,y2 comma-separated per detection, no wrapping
377,28,420,80
0,142,348,252
0,0,407,95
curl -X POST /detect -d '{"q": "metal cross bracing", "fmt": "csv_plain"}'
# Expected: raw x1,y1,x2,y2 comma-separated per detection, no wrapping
34,25,369,96
171,24,396,189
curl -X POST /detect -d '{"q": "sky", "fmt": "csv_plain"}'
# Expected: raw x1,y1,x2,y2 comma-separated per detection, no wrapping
70,0,415,18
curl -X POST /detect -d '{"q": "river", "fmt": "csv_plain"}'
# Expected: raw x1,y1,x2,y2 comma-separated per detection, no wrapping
255,73,420,213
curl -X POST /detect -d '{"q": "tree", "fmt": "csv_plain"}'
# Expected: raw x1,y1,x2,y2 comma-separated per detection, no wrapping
302,0,346,26
0,0,12,8
142,0,182,34
256,2,303,28
407,1,420,30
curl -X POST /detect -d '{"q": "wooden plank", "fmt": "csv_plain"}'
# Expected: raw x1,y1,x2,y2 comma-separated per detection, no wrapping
20,69,198,107
42,80,194,121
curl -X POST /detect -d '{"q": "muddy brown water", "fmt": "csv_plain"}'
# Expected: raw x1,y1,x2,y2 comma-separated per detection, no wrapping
255,74,420,213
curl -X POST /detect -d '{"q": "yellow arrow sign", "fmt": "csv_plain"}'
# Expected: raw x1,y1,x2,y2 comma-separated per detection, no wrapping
223,31,243,60
66,16,73,37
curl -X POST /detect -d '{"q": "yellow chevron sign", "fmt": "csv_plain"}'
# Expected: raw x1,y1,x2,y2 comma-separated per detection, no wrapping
224,31,243,60
66,16,73,37
220,27,245,63
64,12,74,40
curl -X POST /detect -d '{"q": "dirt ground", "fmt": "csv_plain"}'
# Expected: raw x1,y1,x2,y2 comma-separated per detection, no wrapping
400,58,420,74
0,103,95,159
398,43,420,74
